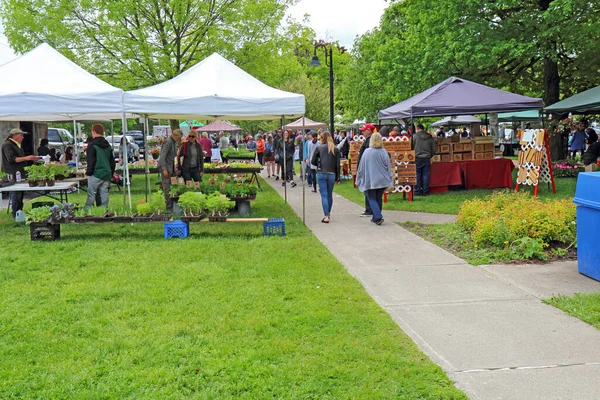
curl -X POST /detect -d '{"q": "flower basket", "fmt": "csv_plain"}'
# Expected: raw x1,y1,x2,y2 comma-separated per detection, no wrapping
208,214,228,222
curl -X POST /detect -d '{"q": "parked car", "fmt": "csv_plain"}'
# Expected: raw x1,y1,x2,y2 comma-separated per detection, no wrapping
125,131,146,155
47,128,74,157
105,135,139,161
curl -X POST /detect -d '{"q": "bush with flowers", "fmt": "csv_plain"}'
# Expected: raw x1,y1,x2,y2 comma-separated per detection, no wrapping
553,159,583,178
457,191,576,260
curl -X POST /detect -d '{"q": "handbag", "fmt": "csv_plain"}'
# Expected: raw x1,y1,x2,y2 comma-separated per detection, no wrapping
275,153,280,162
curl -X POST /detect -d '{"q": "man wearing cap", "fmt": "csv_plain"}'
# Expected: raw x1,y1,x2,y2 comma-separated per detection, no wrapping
85,124,116,209
357,123,375,217
1,128,40,218
158,129,183,210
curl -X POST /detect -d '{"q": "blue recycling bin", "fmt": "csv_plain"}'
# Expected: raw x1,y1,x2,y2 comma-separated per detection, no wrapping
573,172,600,281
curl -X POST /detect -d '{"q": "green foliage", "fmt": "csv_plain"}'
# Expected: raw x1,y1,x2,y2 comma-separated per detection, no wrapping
136,202,153,216
149,190,166,214
221,149,255,159
168,184,189,197
279,75,330,124
49,164,69,178
205,192,235,216
457,191,576,251
546,293,600,330
177,192,207,216
24,164,45,181
25,206,51,224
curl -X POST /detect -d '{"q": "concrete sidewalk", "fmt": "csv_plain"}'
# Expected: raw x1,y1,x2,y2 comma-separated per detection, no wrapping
264,174,600,400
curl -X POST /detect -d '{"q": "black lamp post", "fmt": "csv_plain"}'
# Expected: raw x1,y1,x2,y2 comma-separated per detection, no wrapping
309,40,346,134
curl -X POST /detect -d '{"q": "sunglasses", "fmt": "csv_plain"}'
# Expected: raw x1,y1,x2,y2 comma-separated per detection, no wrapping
188,135,196,138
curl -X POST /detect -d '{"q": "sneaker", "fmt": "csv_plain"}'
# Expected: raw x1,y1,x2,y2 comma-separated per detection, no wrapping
291,182,297,188
275,176,280,181
281,182,286,187
360,212,373,217
375,218,385,225
267,175,271,178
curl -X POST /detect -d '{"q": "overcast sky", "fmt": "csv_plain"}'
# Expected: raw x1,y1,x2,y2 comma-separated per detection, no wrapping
286,0,389,49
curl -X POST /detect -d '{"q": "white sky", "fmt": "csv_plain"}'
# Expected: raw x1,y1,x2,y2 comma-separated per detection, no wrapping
286,0,389,49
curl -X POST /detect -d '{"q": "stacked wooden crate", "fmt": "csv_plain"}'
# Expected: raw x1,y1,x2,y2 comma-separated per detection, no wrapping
452,141,474,161
474,137,495,160
433,137,451,163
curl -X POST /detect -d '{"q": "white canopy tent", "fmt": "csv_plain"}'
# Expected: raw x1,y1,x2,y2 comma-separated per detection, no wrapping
124,53,305,120
0,43,133,210
430,115,482,127
124,52,307,218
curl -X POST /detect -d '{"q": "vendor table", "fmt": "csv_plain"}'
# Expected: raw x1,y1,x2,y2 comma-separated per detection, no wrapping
430,158,514,193
0,181,78,212
118,167,263,189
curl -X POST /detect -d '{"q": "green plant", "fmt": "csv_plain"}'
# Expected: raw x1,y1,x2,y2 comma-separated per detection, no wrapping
0,170,6,180
136,202,154,216
177,192,206,216
169,184,189,197
205,192,234,217
248,185,258,196
24,164,45,181
25,206,52,224
510,237,548,261
149,190,166,214
49,164,69,178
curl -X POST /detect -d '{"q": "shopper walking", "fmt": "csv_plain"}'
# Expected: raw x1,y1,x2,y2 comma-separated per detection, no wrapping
311,131,341,223
199,132,212,163
264,135,275,177
158,128,183,210
176,131,204,183
256,134,265,165
356,132,393,225
276,130,297,187
357,123,375,217
85,124,116,209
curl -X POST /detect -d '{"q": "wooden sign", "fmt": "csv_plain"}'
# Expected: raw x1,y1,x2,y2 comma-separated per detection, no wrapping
515,129,556,196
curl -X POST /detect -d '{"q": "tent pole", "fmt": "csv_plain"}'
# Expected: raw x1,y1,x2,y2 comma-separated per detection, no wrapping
144,116,150,202
302,115,306,224
121,113,132,213
73,120,79,167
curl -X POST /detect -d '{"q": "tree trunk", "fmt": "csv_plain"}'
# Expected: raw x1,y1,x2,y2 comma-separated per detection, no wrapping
543,54,563,161
169,119,179,132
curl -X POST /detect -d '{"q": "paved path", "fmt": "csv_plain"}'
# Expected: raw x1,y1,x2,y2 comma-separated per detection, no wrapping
263,175,600,400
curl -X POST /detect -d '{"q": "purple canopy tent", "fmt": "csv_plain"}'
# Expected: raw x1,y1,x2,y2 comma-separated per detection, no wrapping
379,77,543,120
199,119,242,133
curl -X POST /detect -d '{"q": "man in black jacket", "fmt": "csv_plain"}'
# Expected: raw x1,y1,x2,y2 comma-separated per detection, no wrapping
2,129,39,218
357,124,375,217
85,124,115,209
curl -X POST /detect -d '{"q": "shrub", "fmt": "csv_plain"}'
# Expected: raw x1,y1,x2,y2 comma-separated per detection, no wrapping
458,191,576,248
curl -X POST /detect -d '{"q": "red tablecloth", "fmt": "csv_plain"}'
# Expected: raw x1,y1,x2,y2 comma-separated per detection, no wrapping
462,158,514,190
430,162,462,193
429,158,514,192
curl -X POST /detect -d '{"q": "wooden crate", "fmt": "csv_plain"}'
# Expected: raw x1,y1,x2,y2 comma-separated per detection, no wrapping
453,153,463,161
441,154,451,162
439,144,451,153
475,144,485,152
396,150,416,163
436,137,448,144
462,143,473,151
396,164,417,177
453,143,463,152
432,155,441,163
484,143,495,151
475,151,494,160
384,141,411,152
462,152,473,161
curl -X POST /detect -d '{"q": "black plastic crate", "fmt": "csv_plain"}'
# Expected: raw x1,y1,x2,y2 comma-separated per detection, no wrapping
30,223,61,241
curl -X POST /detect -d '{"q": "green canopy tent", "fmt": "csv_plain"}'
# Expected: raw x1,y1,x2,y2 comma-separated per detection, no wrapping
546,85,600,114
498,110,541,123
179,120,204,128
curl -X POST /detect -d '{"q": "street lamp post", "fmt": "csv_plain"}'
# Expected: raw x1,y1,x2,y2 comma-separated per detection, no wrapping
309,40,346,134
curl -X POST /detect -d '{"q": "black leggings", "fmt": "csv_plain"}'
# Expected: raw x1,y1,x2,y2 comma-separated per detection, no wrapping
257,152,264,165
280,158,294,181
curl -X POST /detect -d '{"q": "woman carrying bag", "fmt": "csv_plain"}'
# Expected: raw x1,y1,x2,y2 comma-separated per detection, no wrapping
311,131,340,223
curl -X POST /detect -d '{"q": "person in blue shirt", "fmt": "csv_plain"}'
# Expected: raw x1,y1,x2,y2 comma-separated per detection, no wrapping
570,122,587,159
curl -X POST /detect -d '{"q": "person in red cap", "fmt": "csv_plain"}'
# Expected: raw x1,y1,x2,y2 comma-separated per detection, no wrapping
357,123,376,217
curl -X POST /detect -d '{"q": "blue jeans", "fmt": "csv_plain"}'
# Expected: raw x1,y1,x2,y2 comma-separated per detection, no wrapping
182,166,202,183
9,191,24,218
365,188,384,222
317,173,335,216
307,168,317,191
415,158,431,195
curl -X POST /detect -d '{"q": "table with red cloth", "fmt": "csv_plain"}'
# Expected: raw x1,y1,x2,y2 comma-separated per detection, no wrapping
429,158,514,193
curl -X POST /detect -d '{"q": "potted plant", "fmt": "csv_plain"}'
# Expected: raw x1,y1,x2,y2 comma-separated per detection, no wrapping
134,202,154,222
150,147,160,160
149,190,167,221
27,206,61,240
178,191,207,222
206,192,234,222
50,165,69,180
48,203,77,223
24,165,44,186
26,206,52,224
45,166,56,187
111,207,133,223
248,185,258,199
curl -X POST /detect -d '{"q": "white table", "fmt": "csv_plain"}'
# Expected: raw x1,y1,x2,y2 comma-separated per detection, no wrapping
211,148,222,162
0,181,78,211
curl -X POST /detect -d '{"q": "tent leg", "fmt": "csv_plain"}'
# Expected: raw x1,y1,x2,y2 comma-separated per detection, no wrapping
121,113,132,213
302,115,306,224
144,116,150,202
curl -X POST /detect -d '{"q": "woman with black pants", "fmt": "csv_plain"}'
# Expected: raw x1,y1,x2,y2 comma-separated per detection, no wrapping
276,130,297,187
176,132,204,183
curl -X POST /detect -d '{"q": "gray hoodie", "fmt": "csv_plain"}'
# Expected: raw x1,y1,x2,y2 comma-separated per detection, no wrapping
412,130,436,160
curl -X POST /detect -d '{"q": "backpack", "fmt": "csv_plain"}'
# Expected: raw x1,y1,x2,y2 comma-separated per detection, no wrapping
264,143,273,157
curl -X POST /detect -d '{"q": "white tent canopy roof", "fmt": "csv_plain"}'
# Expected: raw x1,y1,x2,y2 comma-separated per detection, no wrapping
0,43,125,121
430,115,482,127
124,53,305,120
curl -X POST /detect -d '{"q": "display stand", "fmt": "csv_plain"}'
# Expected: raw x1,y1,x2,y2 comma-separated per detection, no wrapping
515,129,556,196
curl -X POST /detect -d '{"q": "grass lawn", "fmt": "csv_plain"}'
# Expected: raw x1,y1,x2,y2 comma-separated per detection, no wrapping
335,171,578,214
545,294,600,330
0,176,466,399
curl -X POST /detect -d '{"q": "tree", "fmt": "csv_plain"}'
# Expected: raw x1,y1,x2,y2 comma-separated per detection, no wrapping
339,0,600,127
1,0,301,90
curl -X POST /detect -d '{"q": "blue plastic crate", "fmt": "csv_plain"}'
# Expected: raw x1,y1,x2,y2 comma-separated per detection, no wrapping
263,218,286,236
164,220,189,239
